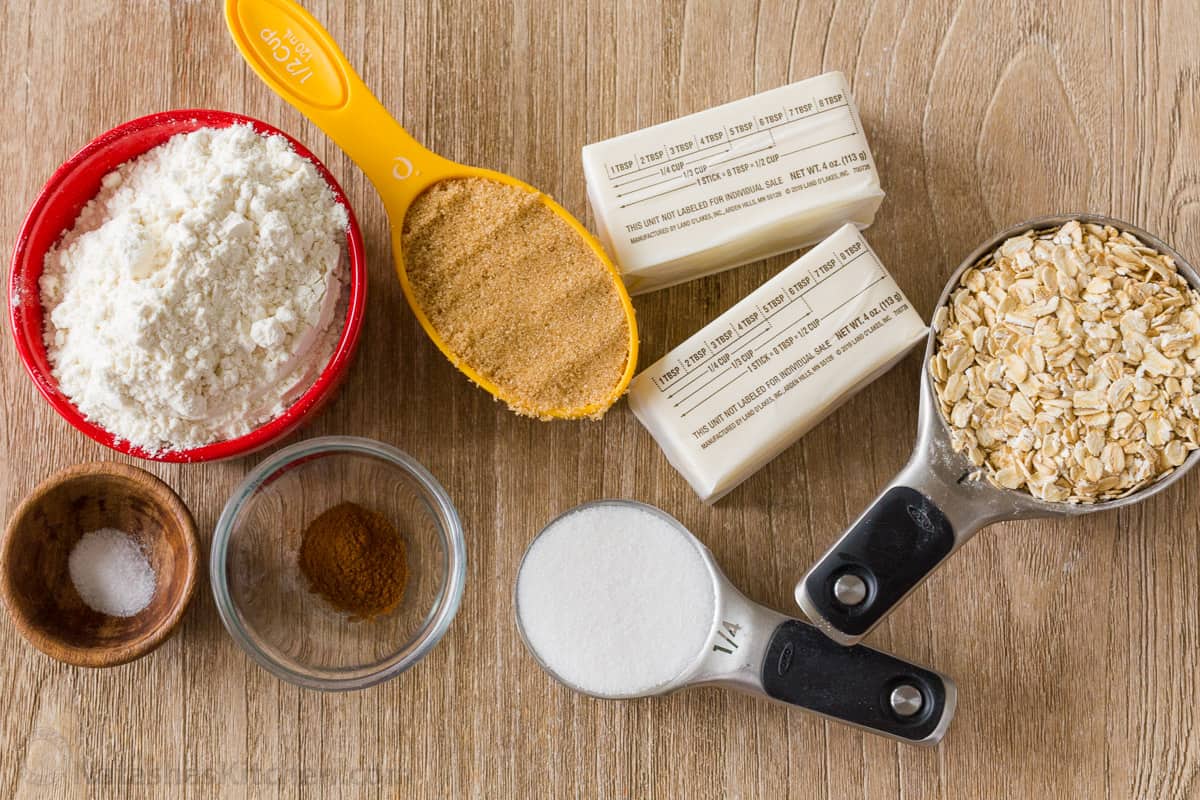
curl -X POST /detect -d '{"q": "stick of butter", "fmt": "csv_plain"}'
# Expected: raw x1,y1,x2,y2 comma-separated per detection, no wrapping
628,224,926,503
582,72,883,294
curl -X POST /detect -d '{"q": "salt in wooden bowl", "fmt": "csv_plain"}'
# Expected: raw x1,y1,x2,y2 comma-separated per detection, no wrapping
0,462,199,667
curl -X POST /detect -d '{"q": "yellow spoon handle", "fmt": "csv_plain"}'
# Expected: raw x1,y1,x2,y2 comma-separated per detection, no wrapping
224,0,454,216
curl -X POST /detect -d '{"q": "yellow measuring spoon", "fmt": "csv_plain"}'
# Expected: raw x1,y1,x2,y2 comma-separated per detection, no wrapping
225,0,638,419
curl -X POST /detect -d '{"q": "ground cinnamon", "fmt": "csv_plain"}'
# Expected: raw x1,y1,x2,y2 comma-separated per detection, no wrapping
298,502,407,620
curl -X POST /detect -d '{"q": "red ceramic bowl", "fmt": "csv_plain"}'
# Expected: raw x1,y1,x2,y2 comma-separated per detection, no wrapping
8,110,367,463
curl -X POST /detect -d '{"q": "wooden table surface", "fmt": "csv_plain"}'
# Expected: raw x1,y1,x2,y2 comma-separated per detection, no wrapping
3,1,1199,797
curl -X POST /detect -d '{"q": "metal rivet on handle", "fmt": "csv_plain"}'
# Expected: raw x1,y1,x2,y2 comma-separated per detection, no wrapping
833,573,867,606
890,684,923,717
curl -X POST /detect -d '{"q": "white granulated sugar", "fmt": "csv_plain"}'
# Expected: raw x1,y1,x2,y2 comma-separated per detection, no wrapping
516,503,716,697
40,124,348,453
68,528,156,617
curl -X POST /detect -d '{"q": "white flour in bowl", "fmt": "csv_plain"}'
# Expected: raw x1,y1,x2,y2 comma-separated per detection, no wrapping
40,124,348,453
515,503,717,697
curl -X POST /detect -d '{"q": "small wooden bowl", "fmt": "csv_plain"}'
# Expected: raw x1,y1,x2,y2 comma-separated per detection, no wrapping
0,462,199,667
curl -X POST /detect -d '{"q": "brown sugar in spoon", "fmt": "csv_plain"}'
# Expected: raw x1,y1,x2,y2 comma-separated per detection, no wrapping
226,0,639,419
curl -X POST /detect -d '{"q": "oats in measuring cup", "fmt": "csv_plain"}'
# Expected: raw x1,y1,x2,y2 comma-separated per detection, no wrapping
930,220,1200,503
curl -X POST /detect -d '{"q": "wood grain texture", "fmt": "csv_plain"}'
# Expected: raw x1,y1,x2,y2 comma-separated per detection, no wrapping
2,0,1198,797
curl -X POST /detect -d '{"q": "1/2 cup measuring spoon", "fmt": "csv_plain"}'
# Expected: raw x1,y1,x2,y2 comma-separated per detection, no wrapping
796,214,1200,646
515,500,955,745
225,0,638,419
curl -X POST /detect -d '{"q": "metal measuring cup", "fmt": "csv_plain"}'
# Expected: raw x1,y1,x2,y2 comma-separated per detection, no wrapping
796,214,1200,646
516,500,956,745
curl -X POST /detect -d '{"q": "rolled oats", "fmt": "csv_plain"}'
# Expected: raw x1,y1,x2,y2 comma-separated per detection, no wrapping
931,220,1200,503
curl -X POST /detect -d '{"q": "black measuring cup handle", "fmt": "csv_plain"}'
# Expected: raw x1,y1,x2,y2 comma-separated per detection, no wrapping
760,619,955,744
797,485,958,646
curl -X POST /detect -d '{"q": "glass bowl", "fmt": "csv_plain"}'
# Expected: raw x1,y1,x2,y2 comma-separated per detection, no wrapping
210,436,466,690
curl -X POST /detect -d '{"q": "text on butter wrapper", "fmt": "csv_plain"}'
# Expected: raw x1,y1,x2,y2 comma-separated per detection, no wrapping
629,224,927,502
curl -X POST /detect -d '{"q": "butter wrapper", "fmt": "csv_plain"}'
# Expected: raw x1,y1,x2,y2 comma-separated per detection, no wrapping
628,224,925,502
583,72,883,294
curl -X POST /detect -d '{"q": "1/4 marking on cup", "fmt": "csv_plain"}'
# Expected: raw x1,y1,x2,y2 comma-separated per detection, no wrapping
711,620,743,654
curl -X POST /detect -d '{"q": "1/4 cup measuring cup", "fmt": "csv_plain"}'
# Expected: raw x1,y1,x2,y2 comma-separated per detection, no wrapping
796,214,1200,646
224,0,638,419
516,500,955,744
